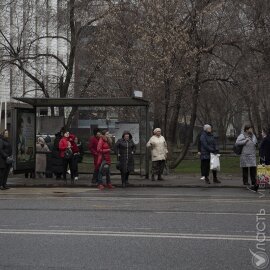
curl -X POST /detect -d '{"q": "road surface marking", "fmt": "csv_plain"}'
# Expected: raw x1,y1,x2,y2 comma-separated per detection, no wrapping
0,229,269,241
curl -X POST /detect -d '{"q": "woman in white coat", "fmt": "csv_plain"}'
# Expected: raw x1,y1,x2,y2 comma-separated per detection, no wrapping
147,128,168,181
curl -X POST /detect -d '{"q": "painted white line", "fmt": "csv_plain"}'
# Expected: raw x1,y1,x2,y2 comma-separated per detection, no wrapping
0,196,269,203
155,212,270,216
0,229,268,241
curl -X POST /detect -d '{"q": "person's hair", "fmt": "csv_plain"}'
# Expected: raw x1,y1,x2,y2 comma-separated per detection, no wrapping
101,130,108,136
262,127,270,136
244,125,252,132
93,128,101,136
101,130,112,146
1,129,8,136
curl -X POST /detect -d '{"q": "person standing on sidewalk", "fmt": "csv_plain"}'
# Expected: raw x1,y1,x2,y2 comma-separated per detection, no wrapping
0,130,12,190
69,134,80,182
89,128,101,183
36,137,50,178
259,127,270,165
200,124,221,184
147,128,168,181
96,130,114,190
236,125,257,190
198,125,220,183
59,131,74,184
115,131,136,188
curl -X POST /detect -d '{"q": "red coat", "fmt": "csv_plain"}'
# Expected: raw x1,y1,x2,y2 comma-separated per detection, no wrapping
69,134,79,154
89,136,99,156
59,137,70,158
97,137,111,167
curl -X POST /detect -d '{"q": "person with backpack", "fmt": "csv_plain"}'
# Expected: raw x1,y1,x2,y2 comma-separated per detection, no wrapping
235,125,257,189
0,130,12,190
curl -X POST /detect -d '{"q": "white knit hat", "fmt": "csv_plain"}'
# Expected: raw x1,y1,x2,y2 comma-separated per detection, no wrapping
153,128,161,134
203,124,211,131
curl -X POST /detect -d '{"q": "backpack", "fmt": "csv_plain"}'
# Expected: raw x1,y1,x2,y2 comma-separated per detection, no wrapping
233,144,243,155
64,148,73,159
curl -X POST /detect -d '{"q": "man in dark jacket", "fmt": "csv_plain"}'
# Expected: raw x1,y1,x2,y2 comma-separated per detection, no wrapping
115,131,136,187
200,124,221,184
198,125,220,183
259,128,270,165
0,130,12,190
51,127,65,179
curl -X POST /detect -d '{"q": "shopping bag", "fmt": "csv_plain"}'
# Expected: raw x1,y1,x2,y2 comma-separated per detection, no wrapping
256,165,270,185
210,154,221,171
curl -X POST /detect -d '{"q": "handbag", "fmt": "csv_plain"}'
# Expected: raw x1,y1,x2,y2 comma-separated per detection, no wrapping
210,153,221,171
233,144,243,155
64,148,73,159
6,156,14,165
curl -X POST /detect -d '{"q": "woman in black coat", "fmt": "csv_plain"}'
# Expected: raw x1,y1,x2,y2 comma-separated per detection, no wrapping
259,128,270,165
0,130,12,190
115,131,136,188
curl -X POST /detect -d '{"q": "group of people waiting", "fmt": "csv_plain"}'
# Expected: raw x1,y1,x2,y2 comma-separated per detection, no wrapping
2,123,268,192
88,127,168,189
198,124,270,192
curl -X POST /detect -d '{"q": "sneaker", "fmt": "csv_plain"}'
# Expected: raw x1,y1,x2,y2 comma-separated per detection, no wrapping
247,186,258,193
74,177,78,181
98,184,105,190
200,176,205,181
107,183,114,189
205,178,211,184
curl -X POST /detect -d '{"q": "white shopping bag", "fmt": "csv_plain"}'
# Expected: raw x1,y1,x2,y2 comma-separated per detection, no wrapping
210,153,220,171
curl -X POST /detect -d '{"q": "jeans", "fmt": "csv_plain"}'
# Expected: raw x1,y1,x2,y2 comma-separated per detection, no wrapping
63,158,74,179
97,161,111,185
0,165,11,187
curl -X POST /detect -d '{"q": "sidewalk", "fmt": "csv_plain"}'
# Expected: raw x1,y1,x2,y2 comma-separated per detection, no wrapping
6,173,245,188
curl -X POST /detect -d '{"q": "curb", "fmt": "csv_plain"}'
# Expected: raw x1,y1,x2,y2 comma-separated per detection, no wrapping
6,183,247,189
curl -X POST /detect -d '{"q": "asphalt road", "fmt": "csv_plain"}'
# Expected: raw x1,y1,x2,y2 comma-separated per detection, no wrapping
0,187,269,270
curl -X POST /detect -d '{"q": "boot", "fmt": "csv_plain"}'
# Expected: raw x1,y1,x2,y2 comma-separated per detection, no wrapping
158,175,164,181
205,178,211,184
213,178,221,184
151,174,155,181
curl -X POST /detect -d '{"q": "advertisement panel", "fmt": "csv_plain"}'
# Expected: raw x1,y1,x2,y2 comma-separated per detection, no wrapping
13,108,36,172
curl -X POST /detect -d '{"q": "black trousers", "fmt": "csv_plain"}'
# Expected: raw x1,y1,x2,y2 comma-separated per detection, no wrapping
63,158,74,180
201,161,217,179
0,165,11,187
121,172,130,184
201,159,210,178
72,155,79,178
242,167,257,185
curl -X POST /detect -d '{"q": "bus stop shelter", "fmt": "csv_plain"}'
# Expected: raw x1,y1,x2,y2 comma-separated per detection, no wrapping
12,97,150,178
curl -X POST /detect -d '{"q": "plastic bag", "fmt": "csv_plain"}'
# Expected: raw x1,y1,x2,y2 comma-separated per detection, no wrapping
210,153,220,171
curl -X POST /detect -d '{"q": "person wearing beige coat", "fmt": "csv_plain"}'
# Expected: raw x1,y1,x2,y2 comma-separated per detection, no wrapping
36,137,50,178
147,128,168,181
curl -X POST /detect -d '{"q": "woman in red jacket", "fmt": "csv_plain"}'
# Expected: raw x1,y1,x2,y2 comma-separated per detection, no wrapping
97,130,113,190
59,131,74,184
